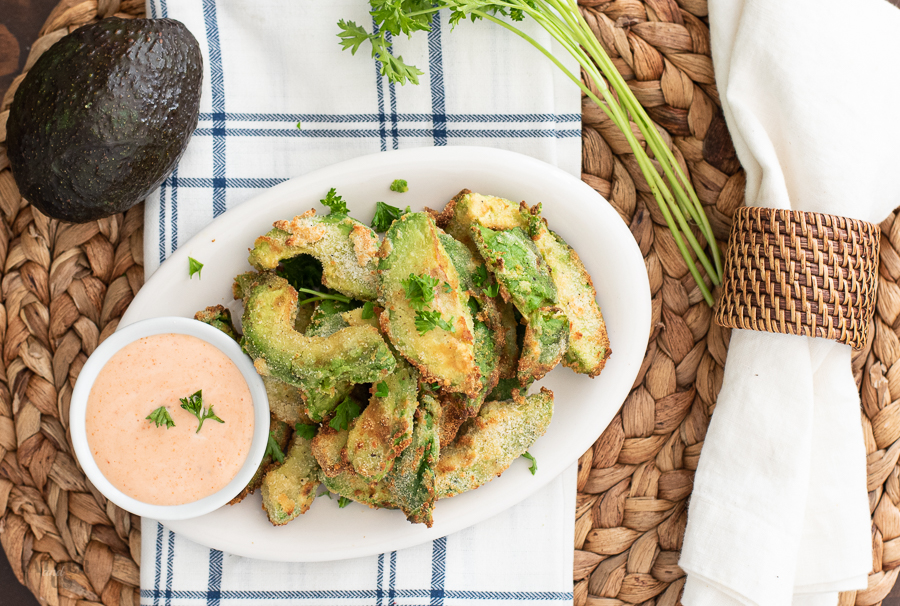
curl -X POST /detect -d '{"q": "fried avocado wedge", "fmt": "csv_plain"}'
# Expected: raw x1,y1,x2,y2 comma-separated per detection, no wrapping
261,434,321,525
471,224,568,383
346,364,419,481
234,272,396,414
388,395,440,526
194,304,239,339
377,212,481,398
436,388,554,499
523,204,611,377
322,395,441,526
248,209,380,300
431,190,528,255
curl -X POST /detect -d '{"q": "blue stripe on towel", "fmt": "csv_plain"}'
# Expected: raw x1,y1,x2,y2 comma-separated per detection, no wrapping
427,13,446,147
202,0,227,218
195,112,581,123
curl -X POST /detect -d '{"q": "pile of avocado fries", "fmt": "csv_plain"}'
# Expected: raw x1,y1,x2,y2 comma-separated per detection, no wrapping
195,188,611,528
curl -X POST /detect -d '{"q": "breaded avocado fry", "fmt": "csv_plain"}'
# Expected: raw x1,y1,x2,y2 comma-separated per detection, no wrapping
432,190,527,255
248,209,380,300
523,204,611,377
377,212,481,398
261,434,322,525
388,394,440,526
346,364,419,481
470,224,568,382
194,304,239,340
436,388,554,499
311,426,351,478
235,272,396,416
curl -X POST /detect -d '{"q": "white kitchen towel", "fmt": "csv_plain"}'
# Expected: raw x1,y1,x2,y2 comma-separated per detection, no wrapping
679,1,900,605
140,1,580,605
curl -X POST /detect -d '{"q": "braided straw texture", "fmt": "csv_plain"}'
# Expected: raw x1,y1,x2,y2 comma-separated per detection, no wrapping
0,1,896,605
716,207,881,350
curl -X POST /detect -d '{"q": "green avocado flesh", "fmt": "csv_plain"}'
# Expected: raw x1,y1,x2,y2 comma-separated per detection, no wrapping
6,17,203,223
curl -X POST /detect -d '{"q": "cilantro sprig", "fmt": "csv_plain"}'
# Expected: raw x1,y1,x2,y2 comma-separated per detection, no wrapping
415,310,453,335
329,396,362,431
266,432,285,464
146,406,175,429
371,201,409,232
179,390,224,433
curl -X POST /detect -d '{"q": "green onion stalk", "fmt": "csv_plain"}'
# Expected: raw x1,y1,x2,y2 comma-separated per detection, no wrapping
339,0,723,304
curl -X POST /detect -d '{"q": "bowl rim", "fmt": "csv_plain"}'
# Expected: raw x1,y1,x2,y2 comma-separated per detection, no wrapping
69,316,270,521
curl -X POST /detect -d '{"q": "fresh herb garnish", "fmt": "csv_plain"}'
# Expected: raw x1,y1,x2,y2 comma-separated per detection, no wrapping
188,257,204,279
337,0,723,306
374,381,389,398
337,19,425,85
179,390,224,433
402,273,440,309
415,310,453,335
338,496,352,508
371,201,408,232
467,297,480,315
146,406,175,429
389,179,409,193
484,283,501,298
296,288,351,307
266,432,285,464
277,255,323,292
320,188,349,216
473,265,489,288
361,301,375,319
521,451,537,475
329,396,362,431
295,423,317,440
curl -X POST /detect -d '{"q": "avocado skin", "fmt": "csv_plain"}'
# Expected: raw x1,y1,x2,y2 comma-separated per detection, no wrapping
6,17,202,223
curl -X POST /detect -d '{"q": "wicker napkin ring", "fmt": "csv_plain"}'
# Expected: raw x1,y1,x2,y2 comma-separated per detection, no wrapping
714,207,880,349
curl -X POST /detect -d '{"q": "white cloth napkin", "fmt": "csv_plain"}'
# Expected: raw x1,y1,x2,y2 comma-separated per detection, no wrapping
140,1,580,604
679,1,900,605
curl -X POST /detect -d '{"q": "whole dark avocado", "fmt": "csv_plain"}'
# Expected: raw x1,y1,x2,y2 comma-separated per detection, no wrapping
6,17,202,223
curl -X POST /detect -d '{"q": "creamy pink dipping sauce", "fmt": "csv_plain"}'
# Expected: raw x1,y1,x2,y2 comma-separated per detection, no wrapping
85,333,254,506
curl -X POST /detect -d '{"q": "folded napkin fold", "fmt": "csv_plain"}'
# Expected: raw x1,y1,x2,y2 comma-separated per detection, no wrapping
679,1,900,605
140,1,580,604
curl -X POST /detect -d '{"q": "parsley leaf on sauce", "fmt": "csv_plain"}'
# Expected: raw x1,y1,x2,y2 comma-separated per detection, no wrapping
146,406,175,429
179,390,224,433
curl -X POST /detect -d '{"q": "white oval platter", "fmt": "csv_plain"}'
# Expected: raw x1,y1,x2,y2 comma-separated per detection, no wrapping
120,146,651,561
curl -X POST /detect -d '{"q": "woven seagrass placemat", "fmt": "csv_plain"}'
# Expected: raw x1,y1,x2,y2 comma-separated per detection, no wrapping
1,1,898,605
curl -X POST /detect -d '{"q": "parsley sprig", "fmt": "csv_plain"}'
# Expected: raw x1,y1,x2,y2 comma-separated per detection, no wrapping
336,0,723,306
402,273,440,310
521,451,538,475
371,201,409,232
188,257,203,279
266,432,285,464
338,496,352,508
146,406,175,429
415,310,454,335
374,381,389,398
361,301,376,319
389,179,409,193
179,390,224,433
295,423,317,440
321,188,349,216
329,396,362,431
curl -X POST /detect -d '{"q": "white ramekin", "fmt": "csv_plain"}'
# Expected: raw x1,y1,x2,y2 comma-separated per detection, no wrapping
70,316,269,520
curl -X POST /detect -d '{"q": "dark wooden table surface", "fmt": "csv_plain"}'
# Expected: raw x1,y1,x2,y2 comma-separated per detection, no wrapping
2,1,900,605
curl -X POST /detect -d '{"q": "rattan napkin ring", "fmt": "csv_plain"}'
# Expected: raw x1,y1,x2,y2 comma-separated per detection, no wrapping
715,207,880,349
